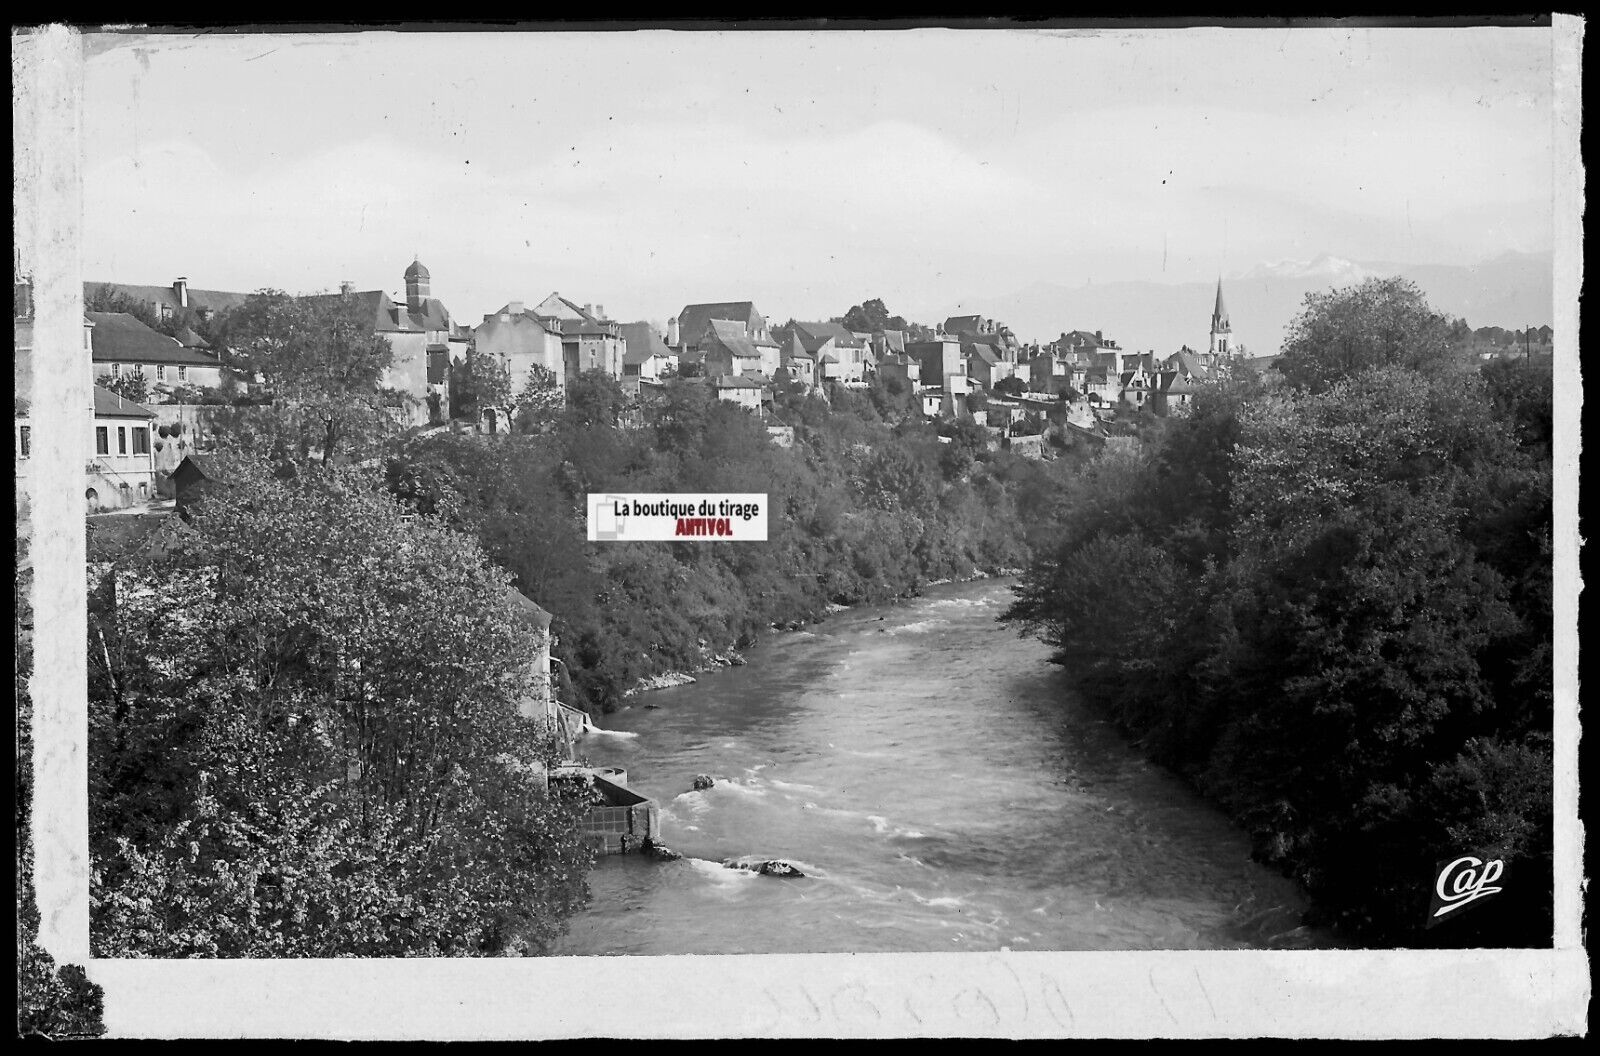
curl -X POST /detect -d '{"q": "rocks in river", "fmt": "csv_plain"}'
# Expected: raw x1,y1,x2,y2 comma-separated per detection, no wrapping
691,774,716,791
641,838,682,861
721,857,806,878
625,671,697,696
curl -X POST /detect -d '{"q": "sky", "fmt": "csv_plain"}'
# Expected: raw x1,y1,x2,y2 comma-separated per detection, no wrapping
80,25,1556,333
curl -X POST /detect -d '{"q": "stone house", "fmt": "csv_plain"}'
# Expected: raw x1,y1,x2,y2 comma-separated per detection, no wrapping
88,311,225,396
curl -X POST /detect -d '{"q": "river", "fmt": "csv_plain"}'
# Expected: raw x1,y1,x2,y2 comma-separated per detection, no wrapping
553,578,1329,955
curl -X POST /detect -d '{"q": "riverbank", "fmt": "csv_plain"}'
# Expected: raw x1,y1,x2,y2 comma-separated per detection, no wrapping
556,577,1331,955
618,565,1024,702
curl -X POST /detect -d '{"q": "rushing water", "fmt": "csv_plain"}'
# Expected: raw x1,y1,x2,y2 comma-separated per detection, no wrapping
554,578,1328,955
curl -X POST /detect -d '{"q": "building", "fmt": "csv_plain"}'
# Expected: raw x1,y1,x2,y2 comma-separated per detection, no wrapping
964,341,1006,390
87,311,225,396
474,302,567,396
872,329,907,360
1151,370,1199,417
674,301,772,355
793,321,868,383
906,336,967,393
778,331,816,387
619,321,677,381
711,373,769,412
877,353,920,388
87,385,158,511
85,276,249,328
1209,278,1236,357
700,319,769,379
302,260,463,426
519,293,625,381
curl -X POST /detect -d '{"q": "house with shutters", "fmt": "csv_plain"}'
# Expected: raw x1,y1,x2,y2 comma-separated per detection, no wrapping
87,311,226,397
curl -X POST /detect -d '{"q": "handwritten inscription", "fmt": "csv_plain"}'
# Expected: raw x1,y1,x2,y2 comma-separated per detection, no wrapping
751,960,1222,1033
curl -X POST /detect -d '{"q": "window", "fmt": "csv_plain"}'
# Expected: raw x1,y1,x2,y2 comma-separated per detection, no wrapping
132,427,150,455
137,482,147,499
110,362,122,377
118,427,127,455
156,365,166,380
85,487,99,509
95,426,108,455
178,366,187,381
18,425,29,458
120,483,131,503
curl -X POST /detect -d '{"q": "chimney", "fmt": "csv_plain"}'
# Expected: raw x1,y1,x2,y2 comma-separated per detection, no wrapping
174,277,189,309
667,317,680,347
339,280,354,297
583,303,594,319
595,304,605,320
508,300,524,315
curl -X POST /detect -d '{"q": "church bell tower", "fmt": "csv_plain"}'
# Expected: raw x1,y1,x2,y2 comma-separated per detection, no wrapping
1208,278,1234,357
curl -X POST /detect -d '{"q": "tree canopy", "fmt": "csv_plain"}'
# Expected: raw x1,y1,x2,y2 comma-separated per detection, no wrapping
1275,276,1460,392
88,459,592,956
215,290,400,464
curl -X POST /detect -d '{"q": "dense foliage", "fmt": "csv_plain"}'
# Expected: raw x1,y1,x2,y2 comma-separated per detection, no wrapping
87,459,593,957
1004,281,1555,946
221,290,402,464
382,377,1060,712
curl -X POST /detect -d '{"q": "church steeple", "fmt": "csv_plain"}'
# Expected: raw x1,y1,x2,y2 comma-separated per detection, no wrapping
1209,277,1234,357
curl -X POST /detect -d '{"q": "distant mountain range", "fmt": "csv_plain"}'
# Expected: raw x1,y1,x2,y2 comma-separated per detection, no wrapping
955,251,1554,354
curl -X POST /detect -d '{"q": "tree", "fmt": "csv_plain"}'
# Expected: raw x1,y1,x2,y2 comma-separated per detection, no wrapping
1275,276,1459,392
88,458,593,956
564,369,626,430
223,290,398,465
451,346,514,427
994,375,1027,397
101,367,149,403
513,364,564,434
842,298,910,334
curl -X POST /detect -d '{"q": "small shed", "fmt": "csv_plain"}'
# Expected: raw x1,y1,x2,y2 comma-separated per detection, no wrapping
172,454,229,518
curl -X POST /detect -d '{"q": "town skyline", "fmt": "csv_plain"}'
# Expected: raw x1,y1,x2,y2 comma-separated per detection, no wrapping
81,26,1553,333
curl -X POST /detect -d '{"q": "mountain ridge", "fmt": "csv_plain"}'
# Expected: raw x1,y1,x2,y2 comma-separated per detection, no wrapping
939,251,1554,354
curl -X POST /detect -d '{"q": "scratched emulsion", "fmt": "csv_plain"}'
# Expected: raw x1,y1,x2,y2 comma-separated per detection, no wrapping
555,579,1330,954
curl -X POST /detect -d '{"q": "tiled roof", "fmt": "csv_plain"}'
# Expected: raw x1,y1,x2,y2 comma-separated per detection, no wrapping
1160,371,1198,394
704,318,763,359
85,281,250,316
794,320,864,354
782,332,813,361
173,326,211,349
620,321,673,366
93,385,156,419
677,301,762,345
964,342,1000,366
943,315,986,334
87,312,222,367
